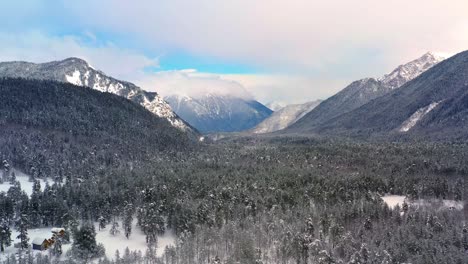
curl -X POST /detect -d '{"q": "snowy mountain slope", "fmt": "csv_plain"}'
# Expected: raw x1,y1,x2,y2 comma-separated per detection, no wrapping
165,94,273,133
250,100,322,134
0,58,193,133
266,101,286,111
379,52,445,89
287,52,445,132
303,50,468,139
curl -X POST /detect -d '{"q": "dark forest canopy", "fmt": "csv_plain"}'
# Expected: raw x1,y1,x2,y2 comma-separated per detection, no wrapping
0,78,196,179
1,79,468,264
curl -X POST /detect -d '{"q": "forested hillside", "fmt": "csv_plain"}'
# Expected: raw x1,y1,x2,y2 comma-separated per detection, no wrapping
0,78,195,180
1,133,467,263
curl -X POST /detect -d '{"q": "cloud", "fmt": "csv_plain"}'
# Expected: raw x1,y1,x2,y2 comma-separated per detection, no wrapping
63,0,468,74
0,31,158,81
136,70,253,100
220,74,348,105
2,1,468,105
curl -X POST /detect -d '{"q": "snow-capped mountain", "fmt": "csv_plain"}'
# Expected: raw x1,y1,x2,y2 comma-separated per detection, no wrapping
250,100,322,134
265,101,286,111
379,52,445,89
165,94,273,133
287,52,445,132
287,50,468,140
0,58,193,133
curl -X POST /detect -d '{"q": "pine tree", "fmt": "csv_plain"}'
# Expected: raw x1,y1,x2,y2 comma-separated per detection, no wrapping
98,215,107,230
15,213,29,250
29,180,42,228
0,218,12,252
2,160,10,183
123,203,134,239
9,171,16,185
52,236,63,256
72,224,105,260
110,219,120,236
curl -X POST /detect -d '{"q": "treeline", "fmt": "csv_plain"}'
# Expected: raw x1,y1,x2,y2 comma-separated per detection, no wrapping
1,139,468,263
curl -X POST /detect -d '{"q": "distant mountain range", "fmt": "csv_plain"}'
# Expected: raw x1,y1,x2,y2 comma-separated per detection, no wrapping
303,50,468,139
0,58,195,135
165,94,272,133
287,52,445,133
250,100,322,134
279,50,468,141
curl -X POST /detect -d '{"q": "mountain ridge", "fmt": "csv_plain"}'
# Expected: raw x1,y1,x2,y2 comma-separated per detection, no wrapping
286,52,445,132
306,50,468,139
0,57,196,134
164,93,273,133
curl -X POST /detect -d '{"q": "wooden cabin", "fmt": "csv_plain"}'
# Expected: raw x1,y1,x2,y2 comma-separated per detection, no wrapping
32,237,52,251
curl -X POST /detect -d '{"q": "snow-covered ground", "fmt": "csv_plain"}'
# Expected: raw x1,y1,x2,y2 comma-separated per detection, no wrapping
0,169,49,196
381,194,464,211
381,195,406,208
94,219,175,258
1,219,175,261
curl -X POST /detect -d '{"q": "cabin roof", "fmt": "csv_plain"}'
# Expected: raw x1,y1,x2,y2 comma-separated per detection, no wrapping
32,237,48,245
51,227,65,233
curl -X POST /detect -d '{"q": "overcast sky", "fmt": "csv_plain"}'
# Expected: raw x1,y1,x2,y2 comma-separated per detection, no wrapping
1,0,467,104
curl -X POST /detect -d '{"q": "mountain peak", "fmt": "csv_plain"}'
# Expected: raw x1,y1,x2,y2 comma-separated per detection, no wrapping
59,57,91,67
378,52,445,89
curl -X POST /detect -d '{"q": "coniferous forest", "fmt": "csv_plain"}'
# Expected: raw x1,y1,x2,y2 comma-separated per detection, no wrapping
1,79,468,264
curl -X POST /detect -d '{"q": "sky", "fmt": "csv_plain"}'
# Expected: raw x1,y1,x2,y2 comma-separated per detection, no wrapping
1,0,467,105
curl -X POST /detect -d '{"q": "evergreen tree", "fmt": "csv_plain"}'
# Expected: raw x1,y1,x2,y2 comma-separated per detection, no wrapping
52,236,63,256
109,219,120,236
0,218,12,252
98,215,107,231
29,180,42,228
71,224,105,260
15,213,29,250
123,203,133,239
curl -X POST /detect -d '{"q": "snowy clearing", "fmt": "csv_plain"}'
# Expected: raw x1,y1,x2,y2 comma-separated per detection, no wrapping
94,220,175,259
381,195,406,208
0,219,175,261
381,194,464,211
0,169,49,196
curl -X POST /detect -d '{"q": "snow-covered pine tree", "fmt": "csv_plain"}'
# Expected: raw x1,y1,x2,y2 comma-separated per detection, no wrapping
29,180,42,228
123,203,134,239
71,224,105,260
109,219,120,236
0,218,12,252
15,212,29,250
98,215,106,231
52,235,63,256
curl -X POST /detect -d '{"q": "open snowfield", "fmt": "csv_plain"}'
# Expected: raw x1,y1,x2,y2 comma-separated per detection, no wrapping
94,220,176,258
1,169,176,261
381,194,464,211
1,219,175,261
381,195,406,208
0,169,49,196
